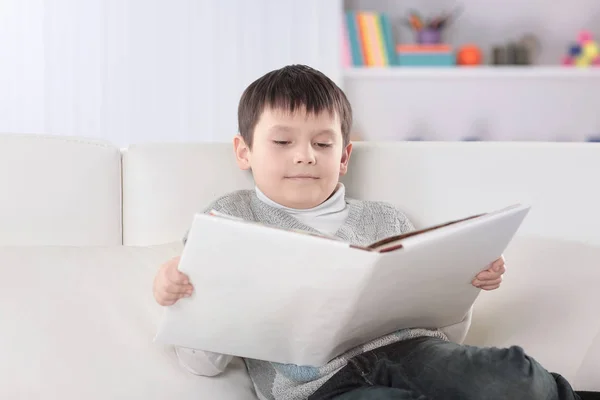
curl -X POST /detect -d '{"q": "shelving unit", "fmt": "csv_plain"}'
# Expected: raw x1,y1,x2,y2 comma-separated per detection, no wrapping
341,1,600,142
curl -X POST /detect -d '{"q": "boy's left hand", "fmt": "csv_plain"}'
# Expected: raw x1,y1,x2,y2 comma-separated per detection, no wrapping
472,256,505,291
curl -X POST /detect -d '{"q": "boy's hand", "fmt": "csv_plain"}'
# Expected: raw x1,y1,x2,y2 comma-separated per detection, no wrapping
153,256,194,306
472,256,505,291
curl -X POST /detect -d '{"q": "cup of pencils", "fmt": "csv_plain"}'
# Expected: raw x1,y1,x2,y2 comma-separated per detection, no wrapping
405,8,462,45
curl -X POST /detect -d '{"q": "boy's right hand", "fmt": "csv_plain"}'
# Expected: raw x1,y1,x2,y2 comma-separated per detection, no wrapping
153,256,194,306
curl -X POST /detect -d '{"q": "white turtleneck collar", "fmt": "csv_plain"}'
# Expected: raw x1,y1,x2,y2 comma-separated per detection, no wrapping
255,183,350,235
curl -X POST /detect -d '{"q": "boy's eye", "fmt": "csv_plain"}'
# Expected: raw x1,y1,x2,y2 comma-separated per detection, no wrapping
273,140,290,145
315,142,333,148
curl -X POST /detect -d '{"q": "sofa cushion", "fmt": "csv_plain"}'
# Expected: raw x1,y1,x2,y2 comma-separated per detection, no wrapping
575,330,600,390
3,238,597,396
0,243,257,400
0,134,122,246
465,236,600,390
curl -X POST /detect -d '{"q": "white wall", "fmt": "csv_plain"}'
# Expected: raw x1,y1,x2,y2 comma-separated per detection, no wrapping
0,0,45,135
0,0,343,147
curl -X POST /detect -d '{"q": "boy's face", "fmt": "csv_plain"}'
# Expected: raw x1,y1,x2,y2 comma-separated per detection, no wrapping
234,106,352,209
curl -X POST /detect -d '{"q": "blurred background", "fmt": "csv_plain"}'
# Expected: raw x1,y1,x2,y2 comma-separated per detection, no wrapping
1,0,600,146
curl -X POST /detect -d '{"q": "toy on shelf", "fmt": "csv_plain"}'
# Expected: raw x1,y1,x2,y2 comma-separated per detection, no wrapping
562,31,600,67
492,34,539,66
396,7,462,67
457,45,483,66
403,7,462,45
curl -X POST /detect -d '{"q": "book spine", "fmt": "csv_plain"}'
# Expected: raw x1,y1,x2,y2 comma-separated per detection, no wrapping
374,13,389,66
380,14,397,66
357,12,374,66
362,13,384,66
341,14,352,67
345,11,364,66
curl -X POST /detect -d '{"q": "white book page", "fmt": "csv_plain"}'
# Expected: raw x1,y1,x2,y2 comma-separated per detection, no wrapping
336,204,531,348
154,214,378,366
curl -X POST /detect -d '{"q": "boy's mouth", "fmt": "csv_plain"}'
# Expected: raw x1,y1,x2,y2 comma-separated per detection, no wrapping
285,175,320,180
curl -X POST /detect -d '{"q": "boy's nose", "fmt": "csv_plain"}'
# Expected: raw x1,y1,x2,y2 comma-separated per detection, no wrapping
293,147,316,164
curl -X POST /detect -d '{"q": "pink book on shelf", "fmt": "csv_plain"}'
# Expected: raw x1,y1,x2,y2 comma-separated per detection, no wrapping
341,16,351,67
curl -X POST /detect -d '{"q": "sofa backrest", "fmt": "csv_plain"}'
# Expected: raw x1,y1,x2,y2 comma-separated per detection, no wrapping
123,141,600,247
122,143,254,245
2,134,599,247
0,134,122,245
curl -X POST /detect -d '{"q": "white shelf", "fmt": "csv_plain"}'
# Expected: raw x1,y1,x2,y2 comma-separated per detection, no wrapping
343,66,600,79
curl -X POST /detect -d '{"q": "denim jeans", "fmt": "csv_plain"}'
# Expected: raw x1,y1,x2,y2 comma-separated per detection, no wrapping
308,336,582,400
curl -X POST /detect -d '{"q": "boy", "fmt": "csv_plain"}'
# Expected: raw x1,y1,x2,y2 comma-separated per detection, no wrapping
152,65,582,400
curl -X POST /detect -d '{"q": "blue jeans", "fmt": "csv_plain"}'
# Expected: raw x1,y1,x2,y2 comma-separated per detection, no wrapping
308,336,582,400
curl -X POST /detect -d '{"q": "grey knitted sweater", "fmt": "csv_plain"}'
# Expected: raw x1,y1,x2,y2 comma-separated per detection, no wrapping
186,189,471,400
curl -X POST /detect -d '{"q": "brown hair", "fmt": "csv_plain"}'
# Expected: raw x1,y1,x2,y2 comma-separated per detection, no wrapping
237,64,353,148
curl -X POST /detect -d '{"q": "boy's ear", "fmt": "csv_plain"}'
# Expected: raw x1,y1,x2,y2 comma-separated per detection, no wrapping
233,134,251,170
339,142,353,176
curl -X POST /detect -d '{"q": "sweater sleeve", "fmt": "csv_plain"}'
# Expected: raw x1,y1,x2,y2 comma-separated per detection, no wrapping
175,347,234,377
393,206,416,234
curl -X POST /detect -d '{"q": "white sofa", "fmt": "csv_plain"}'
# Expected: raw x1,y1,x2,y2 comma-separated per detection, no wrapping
1,133,599,399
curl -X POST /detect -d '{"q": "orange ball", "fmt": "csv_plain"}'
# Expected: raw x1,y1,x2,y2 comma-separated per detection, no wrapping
457,45,483,65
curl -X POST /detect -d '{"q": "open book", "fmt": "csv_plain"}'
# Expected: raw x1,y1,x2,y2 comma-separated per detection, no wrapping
155,203,530,366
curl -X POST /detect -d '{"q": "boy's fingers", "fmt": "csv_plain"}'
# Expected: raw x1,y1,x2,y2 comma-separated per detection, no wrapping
485,277,503,286
163,283,193,294
154,289,177,304
162,292,179,301
161,290,191,302
161,291,193,305
492,257,505,271
473,276,502,287
480,283,501,291
476,269,503,280
475,270,489,280
166,265,189,285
